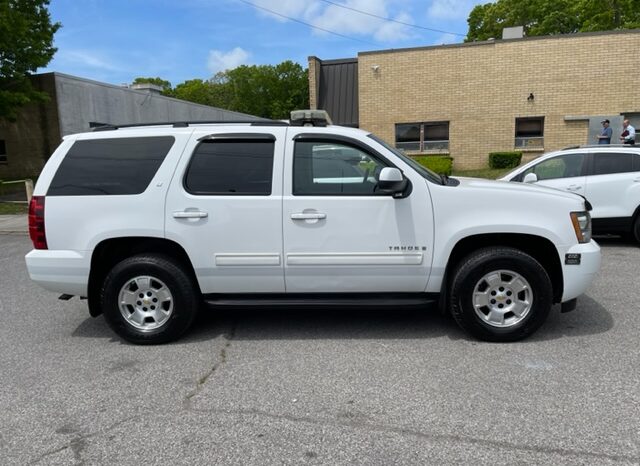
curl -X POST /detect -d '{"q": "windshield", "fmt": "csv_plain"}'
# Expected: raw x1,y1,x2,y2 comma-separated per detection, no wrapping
367,134,443,184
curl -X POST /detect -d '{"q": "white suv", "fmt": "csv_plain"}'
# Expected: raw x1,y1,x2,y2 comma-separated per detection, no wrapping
25,111,601,344
501,145,640,242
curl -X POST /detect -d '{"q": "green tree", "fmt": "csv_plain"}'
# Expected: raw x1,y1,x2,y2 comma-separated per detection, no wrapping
132,76,172,91
0,0,60,120
170,79,215,105
578,0,640,31
465,0,640,42
169,60,309,119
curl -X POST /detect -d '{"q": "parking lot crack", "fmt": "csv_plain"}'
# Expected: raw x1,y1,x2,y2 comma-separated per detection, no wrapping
183,323,236,408
28,416,137,465
190,407,638,464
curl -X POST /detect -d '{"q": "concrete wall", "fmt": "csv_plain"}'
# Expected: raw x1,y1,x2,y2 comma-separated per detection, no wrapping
54,73,261,136
355,29,640,169
0,72,262,180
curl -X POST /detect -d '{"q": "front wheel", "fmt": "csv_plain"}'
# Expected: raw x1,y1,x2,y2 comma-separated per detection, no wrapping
449,247,553,342
101,254,199,344
633,215,640,244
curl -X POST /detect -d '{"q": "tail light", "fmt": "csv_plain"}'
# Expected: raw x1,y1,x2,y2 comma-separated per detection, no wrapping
28,196,48,249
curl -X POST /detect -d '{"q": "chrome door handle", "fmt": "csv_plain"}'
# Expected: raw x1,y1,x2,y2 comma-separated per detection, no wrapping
291,212,327,220
173,210,208,219
566,185,582,191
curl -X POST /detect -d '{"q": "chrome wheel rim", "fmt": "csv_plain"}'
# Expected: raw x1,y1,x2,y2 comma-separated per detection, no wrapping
118,276,174,331
472,270,533,328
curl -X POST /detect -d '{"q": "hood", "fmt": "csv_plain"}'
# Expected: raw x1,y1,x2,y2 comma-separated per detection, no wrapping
451,176,585,203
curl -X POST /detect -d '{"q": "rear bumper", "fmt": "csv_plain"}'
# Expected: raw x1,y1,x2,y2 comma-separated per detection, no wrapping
561,240,601,302
25,249,90,296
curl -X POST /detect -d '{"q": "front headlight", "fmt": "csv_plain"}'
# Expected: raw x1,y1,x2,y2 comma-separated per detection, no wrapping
570,211,592,243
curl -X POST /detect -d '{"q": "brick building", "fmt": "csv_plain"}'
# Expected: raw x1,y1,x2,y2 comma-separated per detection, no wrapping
0,73,261,180
309,29,640,169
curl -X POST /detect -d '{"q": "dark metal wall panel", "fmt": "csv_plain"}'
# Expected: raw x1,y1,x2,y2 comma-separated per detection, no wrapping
318,59,359,127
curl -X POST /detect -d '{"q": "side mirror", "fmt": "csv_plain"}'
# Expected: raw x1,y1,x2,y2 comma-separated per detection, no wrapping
523,172,538,183
378,167,408,197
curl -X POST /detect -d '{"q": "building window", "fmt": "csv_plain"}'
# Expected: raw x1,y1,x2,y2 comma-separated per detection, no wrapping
515,117,544,149
395,122,449,152
0,140,6,163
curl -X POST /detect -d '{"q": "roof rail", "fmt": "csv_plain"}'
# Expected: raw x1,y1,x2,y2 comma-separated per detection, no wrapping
92,119,289,132
562,143,635,150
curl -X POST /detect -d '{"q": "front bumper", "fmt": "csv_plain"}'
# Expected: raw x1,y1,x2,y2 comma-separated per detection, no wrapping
561,240,601,302
25,249,90,296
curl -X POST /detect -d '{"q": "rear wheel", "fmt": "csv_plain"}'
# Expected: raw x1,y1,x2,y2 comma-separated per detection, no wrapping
449,247,553,342
101,254,199,344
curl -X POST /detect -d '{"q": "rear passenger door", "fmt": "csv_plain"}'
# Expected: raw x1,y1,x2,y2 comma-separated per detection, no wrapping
584,151,640,219
165,128,286,294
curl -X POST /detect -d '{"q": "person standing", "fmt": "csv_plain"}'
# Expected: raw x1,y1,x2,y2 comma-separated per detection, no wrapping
619,119,636,145
596,119,612,144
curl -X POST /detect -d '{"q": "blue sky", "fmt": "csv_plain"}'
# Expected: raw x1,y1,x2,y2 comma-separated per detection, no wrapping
41,0,484,86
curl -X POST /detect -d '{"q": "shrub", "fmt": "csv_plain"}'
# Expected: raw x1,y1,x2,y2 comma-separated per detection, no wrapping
412,155,453,175
489,151,522,169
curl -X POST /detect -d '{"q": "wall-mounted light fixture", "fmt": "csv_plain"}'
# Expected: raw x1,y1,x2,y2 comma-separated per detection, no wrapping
371,65,380,72
527,93,535,101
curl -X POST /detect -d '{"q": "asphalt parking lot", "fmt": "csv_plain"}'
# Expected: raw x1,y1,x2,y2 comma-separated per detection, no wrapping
1,234,639,465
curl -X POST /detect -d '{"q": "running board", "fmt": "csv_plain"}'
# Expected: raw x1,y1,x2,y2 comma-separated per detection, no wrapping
203,293,438,309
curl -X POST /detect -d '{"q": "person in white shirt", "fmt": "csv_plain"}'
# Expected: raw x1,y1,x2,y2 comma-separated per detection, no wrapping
619,119,636,145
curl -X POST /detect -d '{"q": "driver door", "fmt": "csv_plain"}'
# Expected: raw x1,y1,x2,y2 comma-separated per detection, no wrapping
281,132,433,293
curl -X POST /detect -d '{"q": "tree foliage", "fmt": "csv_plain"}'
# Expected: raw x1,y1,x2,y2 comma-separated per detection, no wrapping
0,0,60,120
160,61,309,120
466,0,640,42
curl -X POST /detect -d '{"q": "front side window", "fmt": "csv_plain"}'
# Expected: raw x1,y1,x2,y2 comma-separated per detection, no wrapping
185,139,274,195
592,152,633,176
395,122,449,152
293,141,387,195
515,117,544,149
523,153,584,181
48,136,175,196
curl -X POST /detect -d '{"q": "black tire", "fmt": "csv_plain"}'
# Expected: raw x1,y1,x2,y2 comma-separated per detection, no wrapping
449,247,553,342
101,254,199,344
633,215,640,244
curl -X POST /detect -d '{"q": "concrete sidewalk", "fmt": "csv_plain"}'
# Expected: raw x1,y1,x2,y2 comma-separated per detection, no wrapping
0,215,28,234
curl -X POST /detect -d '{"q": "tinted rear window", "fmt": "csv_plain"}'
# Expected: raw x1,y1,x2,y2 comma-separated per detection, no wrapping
593,152,633,176
184,140,274,195
48,137,175,196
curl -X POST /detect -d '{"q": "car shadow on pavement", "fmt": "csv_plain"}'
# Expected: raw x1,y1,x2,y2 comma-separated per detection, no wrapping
184,293,613,344
187,306,468,343
71,294,613,346
526,294,613,343
71,312,122,342
594,235,638,248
